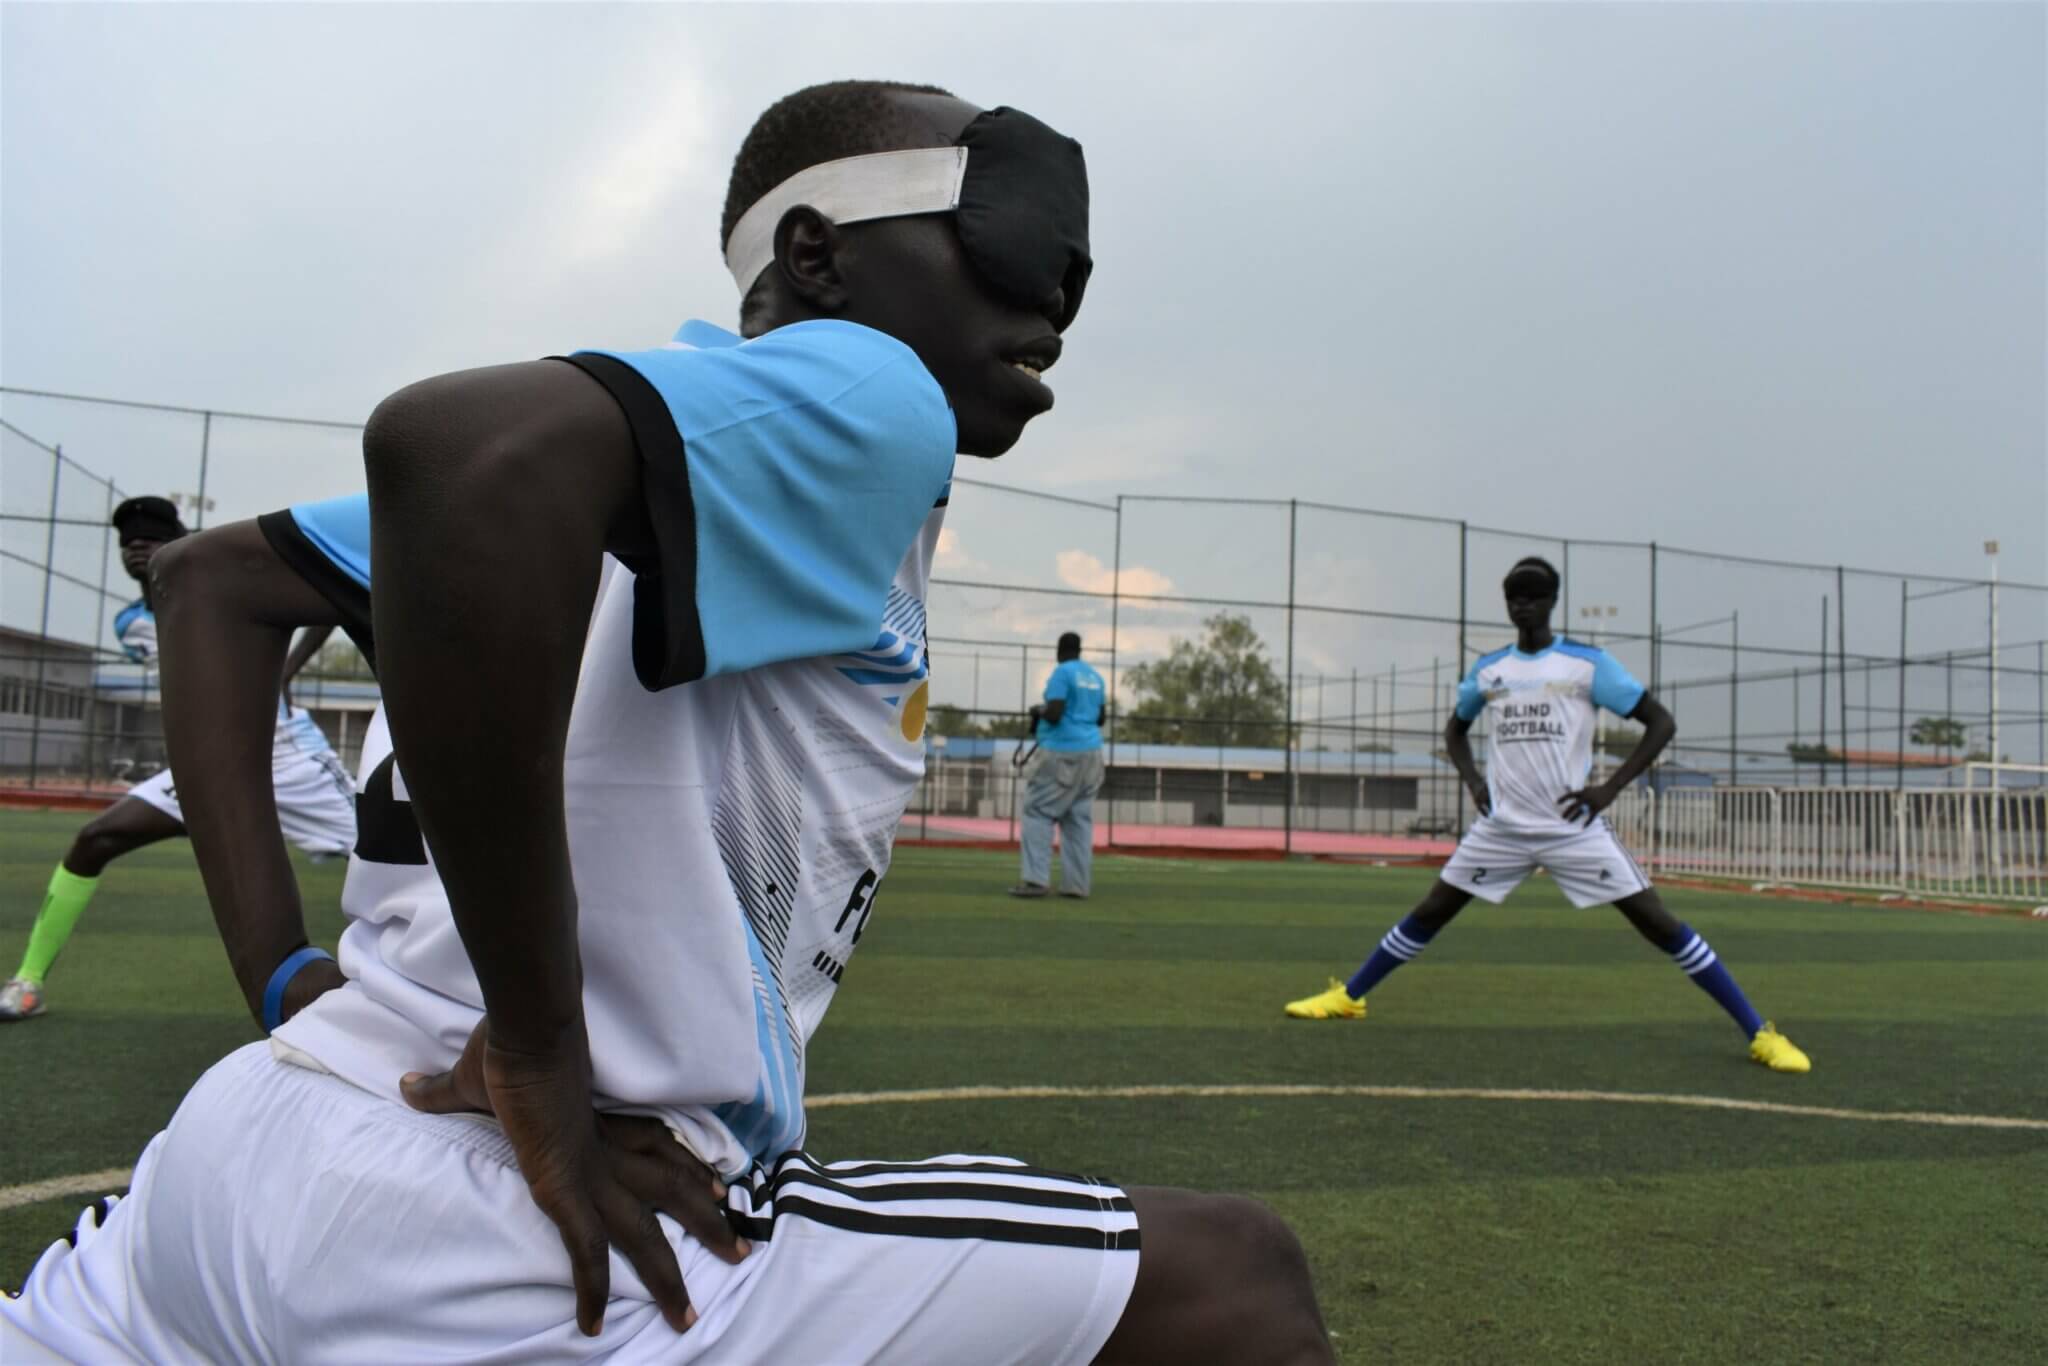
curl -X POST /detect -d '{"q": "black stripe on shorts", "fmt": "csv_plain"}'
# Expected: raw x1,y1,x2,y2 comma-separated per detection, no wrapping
732,1195,1140,1252
762,1165,1136,1215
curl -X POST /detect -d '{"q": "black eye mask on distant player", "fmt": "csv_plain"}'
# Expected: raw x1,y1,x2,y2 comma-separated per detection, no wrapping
723,106,1091,332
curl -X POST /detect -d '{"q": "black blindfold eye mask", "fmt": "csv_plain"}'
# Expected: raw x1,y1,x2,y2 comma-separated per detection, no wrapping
724,106,1091,332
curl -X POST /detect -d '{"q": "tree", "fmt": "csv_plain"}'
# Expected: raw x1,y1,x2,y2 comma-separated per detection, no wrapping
307,637,373,679
1909,717,1968,753
1120,612,1289,747
927,703,1016,740
1595,725,1644,760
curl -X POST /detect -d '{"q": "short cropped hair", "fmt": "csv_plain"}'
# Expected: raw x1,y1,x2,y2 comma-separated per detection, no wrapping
1503,556,1561,592
721,80,956,250
1057,632,1082,658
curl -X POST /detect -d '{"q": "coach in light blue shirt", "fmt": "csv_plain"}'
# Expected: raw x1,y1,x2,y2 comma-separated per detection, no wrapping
1012,632,1107,899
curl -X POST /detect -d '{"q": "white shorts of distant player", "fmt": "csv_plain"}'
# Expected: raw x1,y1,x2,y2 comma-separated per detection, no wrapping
2,1044,1140,1364
1440,815,1652,908
125,742,356,858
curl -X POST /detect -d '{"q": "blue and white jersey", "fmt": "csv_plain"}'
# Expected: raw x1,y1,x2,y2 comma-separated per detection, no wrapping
276,318,958,1178
1037,658,1105,751
1454,638,1646,836
113,598,158,665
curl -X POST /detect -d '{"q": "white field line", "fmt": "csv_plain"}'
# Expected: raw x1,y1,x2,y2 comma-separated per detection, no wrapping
807,1082,2048,1131
9,1084,2043,1213
0,1169,134,1214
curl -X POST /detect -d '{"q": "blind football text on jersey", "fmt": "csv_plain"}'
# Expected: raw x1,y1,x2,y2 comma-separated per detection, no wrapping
1453,640,1645,836
273,318,957,1178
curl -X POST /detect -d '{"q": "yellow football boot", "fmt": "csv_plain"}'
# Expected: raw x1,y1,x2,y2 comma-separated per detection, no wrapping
1749,1023,1811,1073
1283,979,1366,1020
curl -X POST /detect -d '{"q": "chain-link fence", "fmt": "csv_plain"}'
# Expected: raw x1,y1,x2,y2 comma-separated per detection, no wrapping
8,387,2046,870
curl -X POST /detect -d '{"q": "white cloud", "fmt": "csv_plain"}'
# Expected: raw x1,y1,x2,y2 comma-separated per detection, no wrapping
934,526,991,576
1054,549,1176,598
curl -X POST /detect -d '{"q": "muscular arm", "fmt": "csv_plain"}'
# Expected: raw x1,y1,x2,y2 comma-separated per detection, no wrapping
280,623,336,704
362,358,644,1055
1443,711,1490,814
151,523,348,1026
1602,693,1677,793
367,358,697,1335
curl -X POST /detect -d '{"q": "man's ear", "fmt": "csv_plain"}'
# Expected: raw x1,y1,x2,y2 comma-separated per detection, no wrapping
772,206,849,312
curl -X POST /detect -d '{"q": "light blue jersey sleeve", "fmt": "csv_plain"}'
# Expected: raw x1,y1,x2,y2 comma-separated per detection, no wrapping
1454,654,1497,722
1590,648,1646,717
568,319,957,690
112,599,154,663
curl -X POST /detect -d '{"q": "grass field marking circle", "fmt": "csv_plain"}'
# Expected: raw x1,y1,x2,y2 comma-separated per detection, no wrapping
807,1083,2048,1131
0,1169,135,1214
9,1083,2042,1213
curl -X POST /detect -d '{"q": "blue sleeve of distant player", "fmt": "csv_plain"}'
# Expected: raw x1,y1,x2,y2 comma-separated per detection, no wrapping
1454,662,1486,722
1044,661,1075,705
112,600,151,662
287,493,371,587
1591,649,1646,717
571,320,956,689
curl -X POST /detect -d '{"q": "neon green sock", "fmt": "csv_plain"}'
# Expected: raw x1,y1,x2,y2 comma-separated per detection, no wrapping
17,865,99,985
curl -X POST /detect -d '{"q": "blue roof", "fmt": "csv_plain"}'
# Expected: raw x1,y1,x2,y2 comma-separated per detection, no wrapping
925,736,1454,775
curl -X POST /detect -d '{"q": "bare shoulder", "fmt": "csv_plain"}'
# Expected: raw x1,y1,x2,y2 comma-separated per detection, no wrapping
368,359,631,458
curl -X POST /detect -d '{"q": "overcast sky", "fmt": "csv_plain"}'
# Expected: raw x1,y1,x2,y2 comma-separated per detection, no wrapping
4,2,2043,735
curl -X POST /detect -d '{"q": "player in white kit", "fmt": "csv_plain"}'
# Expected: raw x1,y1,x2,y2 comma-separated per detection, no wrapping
4,82,1333,1364
0,496,355,1023
1285,557,1812,1075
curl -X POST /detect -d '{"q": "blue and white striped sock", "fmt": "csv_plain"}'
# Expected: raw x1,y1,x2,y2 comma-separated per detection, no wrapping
1669,924,1765,1038
1344,914,1438,1000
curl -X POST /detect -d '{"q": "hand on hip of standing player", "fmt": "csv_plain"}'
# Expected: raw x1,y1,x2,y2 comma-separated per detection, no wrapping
400,1016,749,1336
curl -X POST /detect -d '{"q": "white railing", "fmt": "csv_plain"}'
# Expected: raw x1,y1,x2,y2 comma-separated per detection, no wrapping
1651,786,1782,885
1608,782,2048,904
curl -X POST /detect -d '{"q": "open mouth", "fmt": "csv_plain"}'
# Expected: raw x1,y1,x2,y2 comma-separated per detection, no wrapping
1003,336,1062,382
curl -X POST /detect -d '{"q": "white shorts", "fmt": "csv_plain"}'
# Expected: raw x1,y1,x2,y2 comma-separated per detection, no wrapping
3,1044,1140,1364
1440,816,1651,908
126,748,356,857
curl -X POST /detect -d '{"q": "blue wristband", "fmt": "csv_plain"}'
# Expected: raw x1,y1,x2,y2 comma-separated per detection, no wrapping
262,946,336,1033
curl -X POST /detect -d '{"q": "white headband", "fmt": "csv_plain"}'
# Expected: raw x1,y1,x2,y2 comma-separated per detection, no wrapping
723,146,969,294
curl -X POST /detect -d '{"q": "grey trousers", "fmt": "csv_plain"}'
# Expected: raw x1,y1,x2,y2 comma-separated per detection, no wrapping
1019,748,1106,894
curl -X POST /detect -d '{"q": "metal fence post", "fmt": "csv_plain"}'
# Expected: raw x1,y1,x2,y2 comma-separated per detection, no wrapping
1836,566,1849,787
84,475,118,791
1729,611,1739,784
1107,496,1122,848
195,411,214,529
1648,541,1659,695
1820,596,1830,788
27,445,66,788
1283,499,1297,854
1897,581,1908,790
